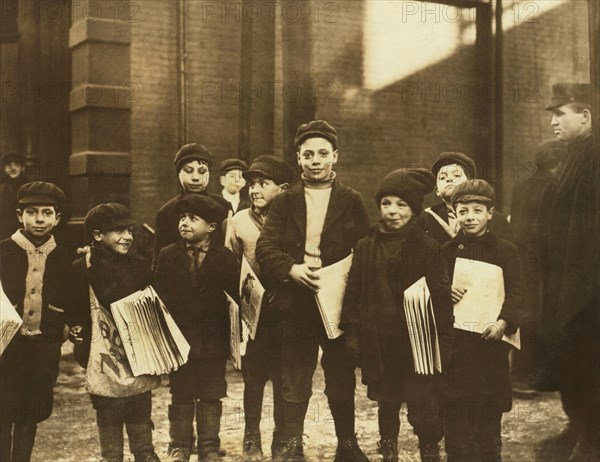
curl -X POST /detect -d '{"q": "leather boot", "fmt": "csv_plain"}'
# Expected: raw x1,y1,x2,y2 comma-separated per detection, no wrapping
11,422,37,462
126,422,160,462
418,439,441,462
274,436,305,462
271,429,285,461
167,404,195,462
377,439,398,462
242,430,262,461
196,401,224,462
97,422,124,462
334,435,369,462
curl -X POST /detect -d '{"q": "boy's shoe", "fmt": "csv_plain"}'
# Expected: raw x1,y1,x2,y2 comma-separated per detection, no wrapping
166,447,191,462
377,439,398,462
274,436,305,462
134,451,161,462
334,436,369,462
199,448,225,462
271,431,285,460
418,441,441,462
242,430,263,461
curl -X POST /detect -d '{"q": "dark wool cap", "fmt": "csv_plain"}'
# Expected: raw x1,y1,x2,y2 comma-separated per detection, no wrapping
176,194,226,224
220,158,248,175
375,168,436,214
17,181,66,208
2,152,25,164
534,140,565,169
451,179,495,208
432,152,477,179
242,155,296,185
174,143,213,172
85,203,136,235
545,83,592,110
294,120,338,150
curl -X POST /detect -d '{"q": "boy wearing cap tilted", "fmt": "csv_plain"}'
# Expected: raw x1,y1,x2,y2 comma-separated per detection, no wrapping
0,181,74,462
340,169,454,462
70,203,161,462
225,155,295,461
441,180,523,462
256,121,370,462
153,143,232,268
417,152,512,245
155,195,238,462
220,158,250,215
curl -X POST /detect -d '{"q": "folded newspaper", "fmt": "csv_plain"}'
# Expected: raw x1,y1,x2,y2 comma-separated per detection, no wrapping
225,292,248,370
110,286,191,376
403,277,442,375
0,282,22,356
240,256,264,341
452,258,521,349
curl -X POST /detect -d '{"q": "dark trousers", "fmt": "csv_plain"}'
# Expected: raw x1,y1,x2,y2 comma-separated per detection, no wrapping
378,399,443,443
169,357,227,403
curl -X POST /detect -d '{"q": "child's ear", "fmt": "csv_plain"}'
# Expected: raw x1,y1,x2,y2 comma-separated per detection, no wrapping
296,152,301,165
207,223,217,233
434,187,441,198
54,212,62,225
92,230,104,242
279,183,289,192
219,176,226,187
488,206,494,218
16,209,23,224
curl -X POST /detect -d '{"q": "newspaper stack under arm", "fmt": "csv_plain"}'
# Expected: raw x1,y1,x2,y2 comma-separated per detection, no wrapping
0,282,23,357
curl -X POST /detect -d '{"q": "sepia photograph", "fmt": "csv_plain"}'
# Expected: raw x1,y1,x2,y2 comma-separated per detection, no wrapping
0,0,598,461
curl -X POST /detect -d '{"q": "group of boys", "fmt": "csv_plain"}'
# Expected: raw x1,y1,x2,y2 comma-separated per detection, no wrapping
0,81,597,462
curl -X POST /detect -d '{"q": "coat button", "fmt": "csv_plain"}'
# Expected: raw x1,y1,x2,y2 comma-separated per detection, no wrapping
458,244,464,250
31,289,36,294
28,310,34,316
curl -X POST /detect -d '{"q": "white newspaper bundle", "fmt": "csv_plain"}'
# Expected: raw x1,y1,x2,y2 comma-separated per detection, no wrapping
403,277,442,375
110,286,191,376
240,256,265,341
225,292,248,370
452,258,521,349
0,282,22,356
314,254,353,340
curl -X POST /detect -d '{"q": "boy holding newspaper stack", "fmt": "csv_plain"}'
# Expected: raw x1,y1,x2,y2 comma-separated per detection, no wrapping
225,155,295,460
340,169,454,462
70,203,161,462
155,194,238,462
441,180,523,462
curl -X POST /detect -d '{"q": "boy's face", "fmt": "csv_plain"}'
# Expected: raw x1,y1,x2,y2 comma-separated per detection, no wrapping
179,160,210,193
94,225,133,255
550,104,589,142
247,175,287,210
455,201,493,237
297,137,338,182
435,164,467,202
179,212,215,244
17,205,61,241
220,169,246,194
4,162,24,179
380,195,413,231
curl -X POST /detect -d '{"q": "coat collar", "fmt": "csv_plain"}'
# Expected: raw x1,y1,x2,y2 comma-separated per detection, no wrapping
11,229,56,255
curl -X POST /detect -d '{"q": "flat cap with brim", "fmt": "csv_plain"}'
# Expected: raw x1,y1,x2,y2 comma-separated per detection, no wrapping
220,158,248,175
432,152,477,179
545,83,592,110
17,181,66,208
174,143,213,172
242,155,296,185
294,120,338,150
85,203,136,235
176,195,227,224
2,152,25,164
451,179,495,208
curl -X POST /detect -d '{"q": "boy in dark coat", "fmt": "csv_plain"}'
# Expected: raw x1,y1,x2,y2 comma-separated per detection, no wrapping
256,120,370,462
70,203,161,462
155,195,238,462
416,152,512,244
340,169,454,462
0,181,73,462
442,180,523,462
0,152,28,240
219,158,250,215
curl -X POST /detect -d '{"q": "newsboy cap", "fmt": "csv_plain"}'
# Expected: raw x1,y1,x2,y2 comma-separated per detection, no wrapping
375,168,436,215
17,181,65,208
174,143,213,172
85,203,136,235
220,158,248,175
294,120,338,150
545,83,592,111
431,152,477,180
2,152,25,164
451,179,495,207
176,195,226,224
242,155,296,185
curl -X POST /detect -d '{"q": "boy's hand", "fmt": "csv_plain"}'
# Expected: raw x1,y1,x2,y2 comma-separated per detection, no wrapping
482,319,507,341
288,263,320,292
451,286,467,304
69,325,84,344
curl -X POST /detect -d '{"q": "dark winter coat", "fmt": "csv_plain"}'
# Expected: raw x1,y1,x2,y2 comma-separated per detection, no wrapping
154,240,239,359
442,230,523,411
255,180,370,311
0,235,74,423
417,201,513,245
340,221,454,401
71,245,153,368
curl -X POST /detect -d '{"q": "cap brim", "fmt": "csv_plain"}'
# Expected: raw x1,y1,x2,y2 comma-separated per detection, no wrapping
545,98,572,111
454,194,493,205
110,218,136,229
18,196,59,206
297,131,336,148
242,168,275,182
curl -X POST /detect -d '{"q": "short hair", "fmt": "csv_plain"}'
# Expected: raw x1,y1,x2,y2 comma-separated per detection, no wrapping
566,102,592,113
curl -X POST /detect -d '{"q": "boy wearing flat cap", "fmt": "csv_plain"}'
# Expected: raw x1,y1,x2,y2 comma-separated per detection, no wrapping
225,155,295,460
0,181,74,462
256,120,370,461
417,152,512,245
155,195,238,462
537,82,599,461
1,152,28,240
219,158,250,215
70,203,161,462
153,143,232,269
341,168,454,462
441,180,523,462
